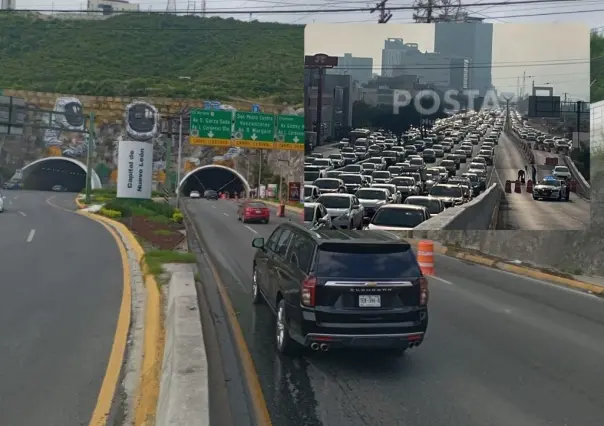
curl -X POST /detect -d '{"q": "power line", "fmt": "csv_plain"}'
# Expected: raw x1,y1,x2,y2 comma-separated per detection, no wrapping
0,0,591,15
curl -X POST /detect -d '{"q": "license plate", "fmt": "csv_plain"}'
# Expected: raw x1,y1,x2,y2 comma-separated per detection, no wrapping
255,210,262,214
359,295,381,307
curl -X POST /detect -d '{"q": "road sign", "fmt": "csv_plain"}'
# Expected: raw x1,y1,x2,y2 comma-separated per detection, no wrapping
189,109,233,147
252,104,261,113
275,115,304,151
233,112,275,149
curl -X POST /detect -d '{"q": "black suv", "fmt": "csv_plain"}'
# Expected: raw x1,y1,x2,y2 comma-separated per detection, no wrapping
251,224,429,356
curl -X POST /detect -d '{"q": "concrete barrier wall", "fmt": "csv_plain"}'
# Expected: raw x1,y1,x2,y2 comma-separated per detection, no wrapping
564,155,590,199
156,271,209,426
416,183,502,230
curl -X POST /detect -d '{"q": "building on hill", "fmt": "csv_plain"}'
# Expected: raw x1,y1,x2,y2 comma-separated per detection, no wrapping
87,0,139,14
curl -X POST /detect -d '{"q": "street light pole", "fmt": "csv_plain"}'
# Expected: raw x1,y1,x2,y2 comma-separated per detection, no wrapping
84,111,95,204
176,115,183,206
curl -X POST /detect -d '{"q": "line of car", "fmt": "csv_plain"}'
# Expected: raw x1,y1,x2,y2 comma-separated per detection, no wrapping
303,110,504,231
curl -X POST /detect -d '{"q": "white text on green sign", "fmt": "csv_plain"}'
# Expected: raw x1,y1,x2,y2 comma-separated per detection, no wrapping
235,112,275,143
190,110,232,139
277,115,304,144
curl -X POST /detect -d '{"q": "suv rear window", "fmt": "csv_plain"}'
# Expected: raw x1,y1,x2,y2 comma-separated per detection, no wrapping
315,243,421,279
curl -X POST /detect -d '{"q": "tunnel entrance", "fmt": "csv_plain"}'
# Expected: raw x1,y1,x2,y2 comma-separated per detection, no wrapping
20,157,102,192
178,165,251,198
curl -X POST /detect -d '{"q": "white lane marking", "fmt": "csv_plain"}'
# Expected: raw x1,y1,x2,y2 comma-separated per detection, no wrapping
212,205,216,209
19,211,26,217
244,225,258,234
223,213,229,217
26,229,36,243
435,252,603,301
428,275,454,285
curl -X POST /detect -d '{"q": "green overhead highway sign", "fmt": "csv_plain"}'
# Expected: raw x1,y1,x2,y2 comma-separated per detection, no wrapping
188,108,303,151
189,109,233,147
276,115,304,151
233,111,275,149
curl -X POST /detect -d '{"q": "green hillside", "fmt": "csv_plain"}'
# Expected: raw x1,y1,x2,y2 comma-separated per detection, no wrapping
0,13,303,103
591,31,604,103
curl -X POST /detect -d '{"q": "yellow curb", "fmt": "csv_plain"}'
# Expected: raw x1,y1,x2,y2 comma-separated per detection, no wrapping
80,211,163,426
493,262,604,295
456,252,496,267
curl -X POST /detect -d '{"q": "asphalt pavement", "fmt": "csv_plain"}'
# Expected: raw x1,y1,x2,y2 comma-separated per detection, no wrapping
0,190,123,426
186,197,604,426
495,133,590,230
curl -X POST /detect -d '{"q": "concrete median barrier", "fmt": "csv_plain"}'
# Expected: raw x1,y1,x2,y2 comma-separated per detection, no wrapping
413,183,502,231
156,269,209,426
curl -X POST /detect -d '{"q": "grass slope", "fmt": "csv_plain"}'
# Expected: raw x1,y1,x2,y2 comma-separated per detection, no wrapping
0,14,303,103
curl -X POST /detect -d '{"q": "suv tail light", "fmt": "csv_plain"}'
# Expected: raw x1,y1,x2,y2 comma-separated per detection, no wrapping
419,277,429,305
301,276,316,307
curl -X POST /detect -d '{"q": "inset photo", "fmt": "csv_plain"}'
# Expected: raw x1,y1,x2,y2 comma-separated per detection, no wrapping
304,23,590,231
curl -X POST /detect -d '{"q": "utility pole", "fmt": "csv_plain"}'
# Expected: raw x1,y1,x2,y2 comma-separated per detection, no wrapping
304,54,339,150
371,0,392,23
257,149,262,198
84,111,95,204
175,115,183,206
576,100,582,147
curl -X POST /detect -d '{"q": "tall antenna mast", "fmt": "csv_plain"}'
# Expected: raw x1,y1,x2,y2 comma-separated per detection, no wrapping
370,0,392,23
166,0,176,13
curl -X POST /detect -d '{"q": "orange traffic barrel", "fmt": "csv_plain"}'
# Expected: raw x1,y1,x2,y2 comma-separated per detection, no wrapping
504,180,512,193
417,240,434,275
514,181,521,193
526,179,533,192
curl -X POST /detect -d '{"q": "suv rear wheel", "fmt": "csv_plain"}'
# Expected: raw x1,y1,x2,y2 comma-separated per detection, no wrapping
276,299,298,355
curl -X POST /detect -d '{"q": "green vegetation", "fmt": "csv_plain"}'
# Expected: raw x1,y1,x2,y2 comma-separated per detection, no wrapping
142,250,196,278
0,14,303,103
592,31,604,103
103,198,176,223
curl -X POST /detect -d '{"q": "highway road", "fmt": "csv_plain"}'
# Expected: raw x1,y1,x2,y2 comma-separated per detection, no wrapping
187,199,604,426
495,133,590,230
0,190,123,426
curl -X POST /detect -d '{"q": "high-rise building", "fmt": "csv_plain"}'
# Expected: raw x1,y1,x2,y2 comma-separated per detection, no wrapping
434,22,493,95
326,53,373,85
1,0,16,10
381,38,466,88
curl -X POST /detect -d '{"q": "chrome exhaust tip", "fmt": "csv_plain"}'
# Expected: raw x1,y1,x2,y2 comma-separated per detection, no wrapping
310,343,319,351
319,343,329,352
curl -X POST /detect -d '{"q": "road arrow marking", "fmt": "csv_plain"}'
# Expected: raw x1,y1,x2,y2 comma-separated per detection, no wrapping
208,131,214,138
251,133,258,140
293,136,299,143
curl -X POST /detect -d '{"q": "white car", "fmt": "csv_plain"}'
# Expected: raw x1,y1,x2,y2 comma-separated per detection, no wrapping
365,204,430,230
190,190,201,199
552,166,571,180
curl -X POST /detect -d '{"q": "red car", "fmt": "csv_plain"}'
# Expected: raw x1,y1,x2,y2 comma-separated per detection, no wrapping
238,201,270,224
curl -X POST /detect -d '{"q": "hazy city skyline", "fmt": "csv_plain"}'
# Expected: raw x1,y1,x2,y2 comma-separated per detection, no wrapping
305,23,590,101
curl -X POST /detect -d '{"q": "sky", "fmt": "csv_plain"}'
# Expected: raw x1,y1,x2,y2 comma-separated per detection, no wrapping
305,23,591,100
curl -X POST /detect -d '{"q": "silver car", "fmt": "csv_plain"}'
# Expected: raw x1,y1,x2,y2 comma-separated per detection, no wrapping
354,187,392,220
316,193,364,230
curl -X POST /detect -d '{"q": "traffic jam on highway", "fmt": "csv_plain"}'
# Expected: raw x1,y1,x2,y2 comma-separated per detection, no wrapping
509,110,576,202
303,110,503,230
